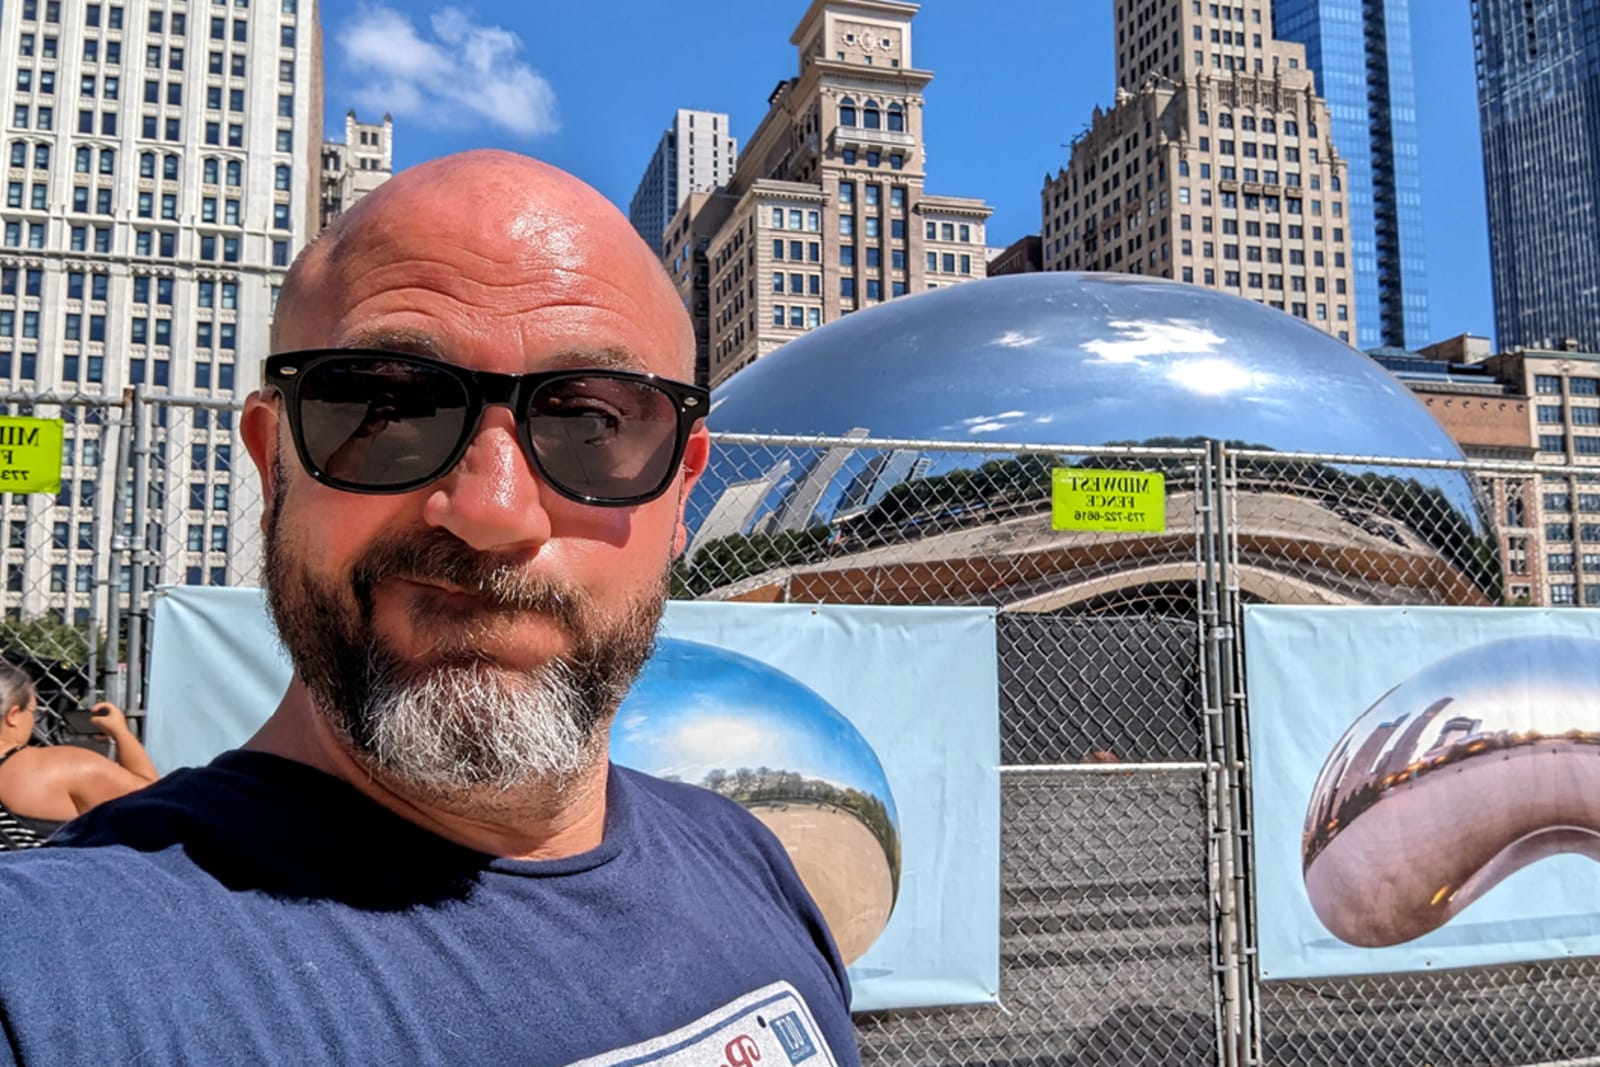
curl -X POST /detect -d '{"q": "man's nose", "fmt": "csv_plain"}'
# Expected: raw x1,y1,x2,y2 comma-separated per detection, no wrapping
419,408,552,551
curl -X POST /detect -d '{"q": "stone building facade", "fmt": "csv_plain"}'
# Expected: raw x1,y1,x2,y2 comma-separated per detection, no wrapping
664,0,992,388
1041,0,1356,342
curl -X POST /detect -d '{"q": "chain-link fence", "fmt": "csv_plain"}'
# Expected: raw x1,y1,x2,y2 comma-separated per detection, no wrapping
6,404,1600,1065
0,389,262,748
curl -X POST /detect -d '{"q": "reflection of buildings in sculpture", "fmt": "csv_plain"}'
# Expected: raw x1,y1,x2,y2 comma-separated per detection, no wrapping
687,475,1495,614
1310,743,1351,838
1303,635,1600,948
1338,718,1404,812
1423,715,1482,759
1374,697,1454,782
837,449,922,515
687,459,793,561
772,428,870,533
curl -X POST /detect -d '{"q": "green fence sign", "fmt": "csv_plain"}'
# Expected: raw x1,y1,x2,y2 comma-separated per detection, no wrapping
0,417,65,494
1051,468,1166,532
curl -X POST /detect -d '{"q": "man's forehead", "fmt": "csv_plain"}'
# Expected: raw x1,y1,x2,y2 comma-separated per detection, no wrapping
334,326,655,375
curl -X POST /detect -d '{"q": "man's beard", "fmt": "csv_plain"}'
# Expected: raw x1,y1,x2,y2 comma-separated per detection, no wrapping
262,475,666,796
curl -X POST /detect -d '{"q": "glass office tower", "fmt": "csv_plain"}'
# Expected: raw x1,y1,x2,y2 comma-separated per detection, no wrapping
1274,0,1429,349
1473,0,1600,353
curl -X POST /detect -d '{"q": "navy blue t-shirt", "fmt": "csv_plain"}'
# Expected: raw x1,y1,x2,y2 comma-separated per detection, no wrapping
0,752,858,1066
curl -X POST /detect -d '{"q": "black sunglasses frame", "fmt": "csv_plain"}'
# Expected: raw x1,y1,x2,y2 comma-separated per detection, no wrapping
261,349,710,506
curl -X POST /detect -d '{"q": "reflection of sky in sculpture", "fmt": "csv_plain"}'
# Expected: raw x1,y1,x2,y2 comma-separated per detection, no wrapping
611,638,896,811
691,273,1484,545
709,274,1460,457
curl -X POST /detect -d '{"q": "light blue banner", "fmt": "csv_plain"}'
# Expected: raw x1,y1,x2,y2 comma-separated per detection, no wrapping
146,587,1000,1011
1246,605,1600,980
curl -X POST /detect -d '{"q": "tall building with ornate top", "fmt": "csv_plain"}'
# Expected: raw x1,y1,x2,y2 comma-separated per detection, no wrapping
663,0,992,388
1041,0,1356,343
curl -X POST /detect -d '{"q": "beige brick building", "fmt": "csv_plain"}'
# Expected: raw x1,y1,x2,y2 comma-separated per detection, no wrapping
1384,335,1600,607
662,0,992,388
1041,0,1355,342
1482,344,1600,608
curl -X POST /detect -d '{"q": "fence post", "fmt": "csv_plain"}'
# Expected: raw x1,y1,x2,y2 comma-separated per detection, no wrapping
103,387,136,709
1215,442,1260,1065
1199,440,1257,1067
125,386,151,715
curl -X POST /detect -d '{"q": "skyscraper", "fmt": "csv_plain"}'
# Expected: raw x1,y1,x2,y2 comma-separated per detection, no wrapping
0,0,323,627
1473,0,1600,352
1272,0,1428,350
1041,0,1355,342
628,109,736,254
667,0,993,387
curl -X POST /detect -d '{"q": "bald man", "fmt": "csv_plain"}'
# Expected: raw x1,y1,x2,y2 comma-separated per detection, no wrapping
0,151,858,1066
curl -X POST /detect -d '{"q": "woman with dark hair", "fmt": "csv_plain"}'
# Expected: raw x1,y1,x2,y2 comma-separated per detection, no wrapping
0,662,157,847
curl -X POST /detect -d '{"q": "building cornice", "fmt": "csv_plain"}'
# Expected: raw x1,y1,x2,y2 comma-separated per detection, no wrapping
914,195,993,219
738,180,831,210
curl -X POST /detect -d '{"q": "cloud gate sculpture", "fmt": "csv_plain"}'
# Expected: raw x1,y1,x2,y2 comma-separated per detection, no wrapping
681,273,1499,611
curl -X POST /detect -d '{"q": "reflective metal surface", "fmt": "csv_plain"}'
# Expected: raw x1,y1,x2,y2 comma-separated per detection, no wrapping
611,638,900,964
686,274,1498,608
711,273,1460,455
1303,635,1600,947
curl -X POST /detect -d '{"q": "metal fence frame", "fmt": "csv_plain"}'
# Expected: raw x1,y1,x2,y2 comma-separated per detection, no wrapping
6,399,1600,1065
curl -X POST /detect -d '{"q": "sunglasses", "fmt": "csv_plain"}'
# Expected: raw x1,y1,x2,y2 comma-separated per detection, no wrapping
262,349,709,506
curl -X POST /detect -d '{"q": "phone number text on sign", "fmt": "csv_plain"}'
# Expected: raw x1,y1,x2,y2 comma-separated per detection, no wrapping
0,417,65,494
1050,468,1167,533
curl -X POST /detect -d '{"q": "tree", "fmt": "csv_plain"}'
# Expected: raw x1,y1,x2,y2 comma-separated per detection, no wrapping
0,615,106,669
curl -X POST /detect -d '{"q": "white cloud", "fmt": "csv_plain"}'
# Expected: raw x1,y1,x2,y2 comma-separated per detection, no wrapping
1167,357,1268,397
337,5,559,138
1082,319,1225,365
650,715,772,781
991,330,1043,348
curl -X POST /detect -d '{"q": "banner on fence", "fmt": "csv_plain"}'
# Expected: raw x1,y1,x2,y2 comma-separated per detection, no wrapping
147,588,1001,1011
1246,605,1600,979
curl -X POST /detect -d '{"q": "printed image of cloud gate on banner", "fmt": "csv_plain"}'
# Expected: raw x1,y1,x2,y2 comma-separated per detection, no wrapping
611,638,900,965
1303,635,1600,949
677,273,1501,617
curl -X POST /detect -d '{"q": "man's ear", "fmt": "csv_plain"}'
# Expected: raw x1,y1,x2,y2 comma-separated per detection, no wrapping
672,425,711,558
241,390,282,535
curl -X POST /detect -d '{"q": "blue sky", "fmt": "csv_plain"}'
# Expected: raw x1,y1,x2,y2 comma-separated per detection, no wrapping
320,1,1496,349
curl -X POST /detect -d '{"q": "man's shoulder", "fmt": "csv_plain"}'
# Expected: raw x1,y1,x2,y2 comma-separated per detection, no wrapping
0,755,263,891
614,765,778,843
45,750,284,847
611,765,813,900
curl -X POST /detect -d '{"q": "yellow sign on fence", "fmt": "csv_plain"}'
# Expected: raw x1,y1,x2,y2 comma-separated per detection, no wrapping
1051,468,1167,532
0,417,65,494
